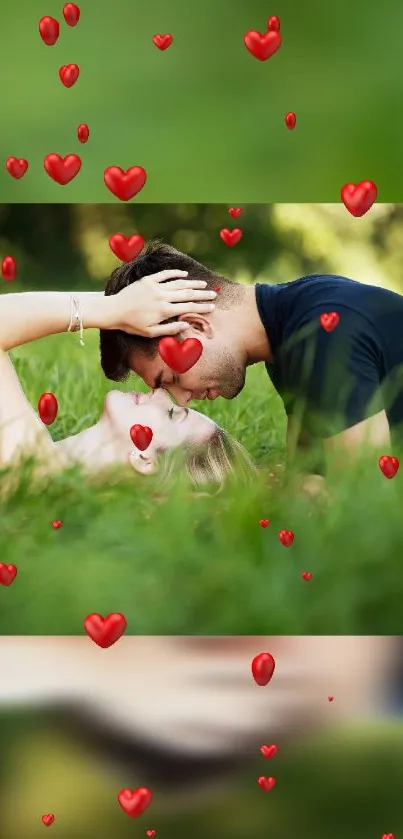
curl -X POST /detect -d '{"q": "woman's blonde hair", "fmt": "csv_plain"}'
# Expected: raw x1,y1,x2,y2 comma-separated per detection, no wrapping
160,427,256,489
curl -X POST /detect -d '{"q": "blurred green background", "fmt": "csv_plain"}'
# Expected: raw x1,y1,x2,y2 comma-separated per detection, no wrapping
1,0,403,202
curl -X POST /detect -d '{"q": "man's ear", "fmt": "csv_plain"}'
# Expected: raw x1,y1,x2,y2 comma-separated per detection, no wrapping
177,313,214,337
129,450,158,476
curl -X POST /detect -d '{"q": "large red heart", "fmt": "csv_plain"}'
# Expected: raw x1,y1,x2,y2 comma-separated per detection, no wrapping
44,154,82,185
341,181,377,217
244,30,282,61
251,652,275,686
41,814,55,827
38,392,58,425
39,16,59,45
260,744,278,759
109,234,145,262
158,337,203,374
6,157,29,179
59,64,80,88
118,787,153,818
220,228,243,247
130,424,153,451
84,613,127,648
258,776,276,792
104,166,147,201
63,3,81,26
153,34,173,50
0,564,18,587
319,312,340,333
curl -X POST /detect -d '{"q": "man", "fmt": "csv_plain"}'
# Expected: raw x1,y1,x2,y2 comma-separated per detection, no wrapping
100,241,403,489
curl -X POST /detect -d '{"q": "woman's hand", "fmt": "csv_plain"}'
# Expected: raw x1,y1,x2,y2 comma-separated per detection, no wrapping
107,270,217,337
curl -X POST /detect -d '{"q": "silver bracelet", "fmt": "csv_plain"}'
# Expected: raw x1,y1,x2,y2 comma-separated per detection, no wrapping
67,295,85,346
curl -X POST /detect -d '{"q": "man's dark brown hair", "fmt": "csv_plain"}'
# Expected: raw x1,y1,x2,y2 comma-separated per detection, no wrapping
100,240,237,382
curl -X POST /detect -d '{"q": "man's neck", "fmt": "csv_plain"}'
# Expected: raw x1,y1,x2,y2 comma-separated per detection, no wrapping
230,285,273,365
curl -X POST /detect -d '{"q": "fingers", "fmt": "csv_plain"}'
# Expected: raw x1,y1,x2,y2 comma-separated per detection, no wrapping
148,322,190,337
164,279,209,290
151,270,190,283
168,302,215,315
165,289,216,302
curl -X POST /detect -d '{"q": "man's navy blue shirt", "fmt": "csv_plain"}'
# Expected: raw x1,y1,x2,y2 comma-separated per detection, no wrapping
255,274,403,441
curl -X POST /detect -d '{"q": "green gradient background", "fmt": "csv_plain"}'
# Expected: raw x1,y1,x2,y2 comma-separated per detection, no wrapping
1,0,402,203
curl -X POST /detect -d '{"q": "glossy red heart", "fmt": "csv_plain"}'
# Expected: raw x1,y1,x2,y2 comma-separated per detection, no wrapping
2,256,17,281
77,123,89,144
319,312,339,332
63,3,81,26
41,814,55,827
118,787,153,818
341,181,377,217
59,64,80,88
260,744,278,759
267,15,281,31
130,424,153,451
228,207,242,218
39,16,59,45
109,234,145,262
104,166,147,201
84,613,127,648
38,393,58,425
220,228,242,247
285,111,296,129
382,835,394,839
302,571,312,581
244,30,282,61
146,832,156,838
52,520,63,529
327,696,334,702
0,564,18,587
278,529,294,547
153,34,173,50
6,157,29,179
258,776,276,792
44,154,82,185
379,455,400,479
259,519,270,528
158,337,203,374
251,652,275,686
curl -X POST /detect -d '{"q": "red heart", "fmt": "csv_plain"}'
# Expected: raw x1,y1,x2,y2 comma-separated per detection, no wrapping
258,776,276,792
158,336,203,374
285,111,296,130
41,814,55,827
319,312,339,332
219,228,243,247
244,30,282,61
251,652,275,686
153,34,173,50
341,181,377,217
63,3,81,26
2,256,17,281
52,520,63,529
109,234,145,262
59,64,80,88
267,15,281,32
260,744,278,759
44,154,82,185
278,529,294,547
84,613,127,648
118,787,153,818
39,16,59,45
130,424,153,451
302,571,312,581
327,696,334,702
104,166,147,201
38,393,58,426
77,123,90,144
228,207,242,218
6,157,29,179
382,835,394,839
379,455,400,479
0,564,18,587
146,832,156,838
259,519,270,528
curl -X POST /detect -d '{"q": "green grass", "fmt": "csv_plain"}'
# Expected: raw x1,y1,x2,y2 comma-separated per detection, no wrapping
1,330,403,634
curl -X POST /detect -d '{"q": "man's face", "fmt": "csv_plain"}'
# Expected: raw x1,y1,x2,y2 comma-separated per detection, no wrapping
129,333,246,406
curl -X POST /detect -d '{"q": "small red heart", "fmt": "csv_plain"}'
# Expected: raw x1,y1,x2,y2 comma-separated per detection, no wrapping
302,571,312,581
382,834,394,839
244,30,282,61
77,123,89,144
285,111,296,130
251,652,275,686
63,3,81,26
267,15,281,32
41,814,55,827
38,393,58,426
0,564,18,587
379,455,399,479
104,166,147,201
39,16,59,45
341,181,377,217
6,157,29,179
278,529,294,547
213,286,220,292
319,312,339,332
44,154,82,185
258,776,276,792
2,256,17,282
327,696,334,702
153,34,173,50
260,744,278,759
158,336,203,374
259,519,270,528
109,234,145,262
220,228,243,247
228,207,242,218
59,64,80,88
52,520,63,529
130,424,153,451
84,613,127,648
146,832,156,838
118,787,153,818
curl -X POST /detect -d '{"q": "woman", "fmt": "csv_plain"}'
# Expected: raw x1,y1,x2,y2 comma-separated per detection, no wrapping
0,269,250,483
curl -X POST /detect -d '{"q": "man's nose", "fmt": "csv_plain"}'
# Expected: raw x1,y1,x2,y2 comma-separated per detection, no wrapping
165,385,193,406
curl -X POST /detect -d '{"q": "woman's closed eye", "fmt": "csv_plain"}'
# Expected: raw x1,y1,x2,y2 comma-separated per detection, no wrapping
168,406,189,422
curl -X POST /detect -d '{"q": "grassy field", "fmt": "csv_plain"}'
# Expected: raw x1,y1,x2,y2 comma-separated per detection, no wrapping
1,329,403,635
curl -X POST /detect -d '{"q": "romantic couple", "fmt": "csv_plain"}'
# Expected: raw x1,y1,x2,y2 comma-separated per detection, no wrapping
1,240,403,494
